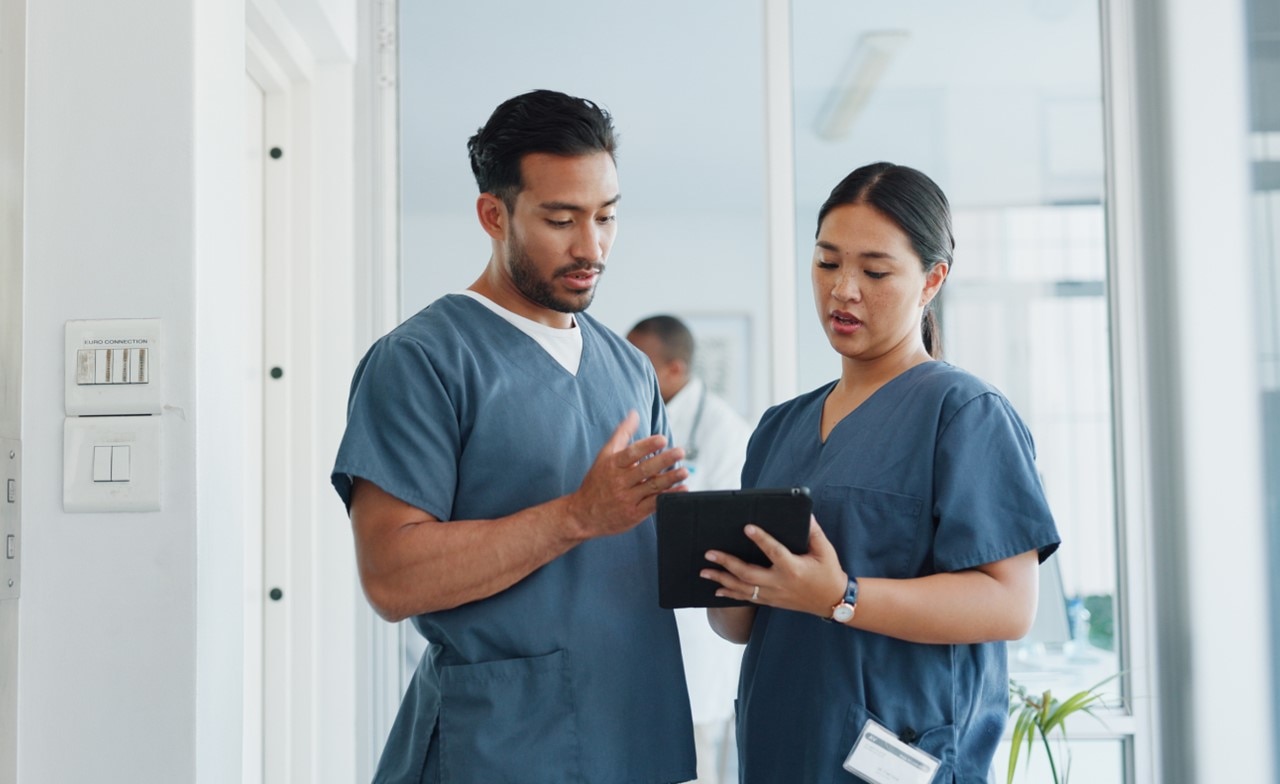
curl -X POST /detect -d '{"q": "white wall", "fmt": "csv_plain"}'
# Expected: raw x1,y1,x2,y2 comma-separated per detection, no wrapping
18,1,360,782
22,0,205,778
194,0,251,781
279,0,356,61
307,62,361,784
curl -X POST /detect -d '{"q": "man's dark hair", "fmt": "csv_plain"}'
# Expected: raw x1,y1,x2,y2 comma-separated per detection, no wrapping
629,315,694,366
467,89,618,212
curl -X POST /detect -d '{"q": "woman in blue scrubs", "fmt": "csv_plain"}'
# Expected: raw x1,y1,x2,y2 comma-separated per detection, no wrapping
704,162,1060,783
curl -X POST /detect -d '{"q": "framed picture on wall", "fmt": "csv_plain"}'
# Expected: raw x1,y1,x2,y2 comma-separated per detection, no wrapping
681,312,753,418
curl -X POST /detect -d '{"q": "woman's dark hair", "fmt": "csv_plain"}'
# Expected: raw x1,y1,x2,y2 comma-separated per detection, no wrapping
467,89,618,212
816,162,954,358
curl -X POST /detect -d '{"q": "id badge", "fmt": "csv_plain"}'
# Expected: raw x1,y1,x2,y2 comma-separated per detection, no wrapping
842,719,940,784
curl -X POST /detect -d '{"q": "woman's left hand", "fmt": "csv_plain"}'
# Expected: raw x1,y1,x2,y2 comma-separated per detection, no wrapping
701,516,849,619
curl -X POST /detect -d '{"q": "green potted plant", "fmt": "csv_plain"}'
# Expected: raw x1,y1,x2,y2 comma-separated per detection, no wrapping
1006,674,1120,784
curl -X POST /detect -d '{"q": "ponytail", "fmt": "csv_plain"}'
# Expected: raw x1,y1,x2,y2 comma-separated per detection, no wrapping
922,308,942,359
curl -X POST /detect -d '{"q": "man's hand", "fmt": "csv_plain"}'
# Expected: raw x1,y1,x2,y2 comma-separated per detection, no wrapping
563,410,689,540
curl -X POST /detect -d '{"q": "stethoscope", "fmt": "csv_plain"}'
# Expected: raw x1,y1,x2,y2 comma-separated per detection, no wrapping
683,382,709,464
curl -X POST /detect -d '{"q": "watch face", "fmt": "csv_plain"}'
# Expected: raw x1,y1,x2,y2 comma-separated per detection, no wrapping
832,603,855,623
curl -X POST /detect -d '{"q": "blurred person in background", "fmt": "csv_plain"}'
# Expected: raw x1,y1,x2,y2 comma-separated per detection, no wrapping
630,314,753,784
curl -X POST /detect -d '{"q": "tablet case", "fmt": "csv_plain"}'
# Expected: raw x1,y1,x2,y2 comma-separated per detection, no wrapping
656,487,812,609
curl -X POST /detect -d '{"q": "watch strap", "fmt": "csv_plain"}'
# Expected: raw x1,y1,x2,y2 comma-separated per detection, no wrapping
843,576,859,607
828,576,859,622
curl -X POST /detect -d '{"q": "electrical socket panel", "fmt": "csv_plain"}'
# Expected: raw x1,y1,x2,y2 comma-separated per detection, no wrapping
63,319,163,512
65,319,162,416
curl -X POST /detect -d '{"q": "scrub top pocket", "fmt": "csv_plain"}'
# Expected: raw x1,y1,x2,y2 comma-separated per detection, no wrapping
818,485,924,579
437,649,583,783
832,701,955,784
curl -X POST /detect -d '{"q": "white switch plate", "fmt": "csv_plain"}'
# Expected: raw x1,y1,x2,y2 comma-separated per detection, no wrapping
63,417,161,512
65,319,163,415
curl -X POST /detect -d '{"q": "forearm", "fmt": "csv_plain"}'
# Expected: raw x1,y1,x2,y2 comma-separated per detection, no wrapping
357,496,586,621
708,606,756,644
849,563,1038,644
703,520,1040,645
353,412,688,621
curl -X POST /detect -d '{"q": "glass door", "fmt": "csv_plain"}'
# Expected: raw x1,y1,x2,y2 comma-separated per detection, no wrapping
788,2,1127,780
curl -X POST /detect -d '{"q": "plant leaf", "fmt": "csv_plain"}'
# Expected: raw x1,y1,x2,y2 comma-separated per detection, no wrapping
1043,689,1105,735
1006,671,1124,782
1042,672,1124,735
1007,706,1036,784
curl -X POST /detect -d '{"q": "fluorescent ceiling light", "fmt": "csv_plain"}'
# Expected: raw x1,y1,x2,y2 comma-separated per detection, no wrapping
813,30,910,142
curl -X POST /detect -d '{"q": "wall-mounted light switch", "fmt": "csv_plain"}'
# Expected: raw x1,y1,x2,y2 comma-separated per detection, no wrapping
92,446,112,482
64,417,159,512
64,320,163,513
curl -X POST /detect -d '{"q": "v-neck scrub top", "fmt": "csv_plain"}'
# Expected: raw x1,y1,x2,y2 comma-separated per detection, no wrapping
735,361,1060,784
332,295,696,784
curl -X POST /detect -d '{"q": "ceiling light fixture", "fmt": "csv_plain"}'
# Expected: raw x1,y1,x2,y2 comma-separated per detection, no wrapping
813,30,910,142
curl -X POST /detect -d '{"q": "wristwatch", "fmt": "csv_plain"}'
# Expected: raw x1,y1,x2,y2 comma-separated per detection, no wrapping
828,576,859,623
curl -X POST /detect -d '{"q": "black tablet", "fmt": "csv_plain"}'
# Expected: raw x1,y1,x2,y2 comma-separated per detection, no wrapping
655,487,812,609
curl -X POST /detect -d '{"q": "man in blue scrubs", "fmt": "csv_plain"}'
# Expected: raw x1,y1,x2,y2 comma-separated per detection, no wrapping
332,90,696,783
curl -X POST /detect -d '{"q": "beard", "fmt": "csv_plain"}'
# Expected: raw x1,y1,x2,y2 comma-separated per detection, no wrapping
507,233,603,314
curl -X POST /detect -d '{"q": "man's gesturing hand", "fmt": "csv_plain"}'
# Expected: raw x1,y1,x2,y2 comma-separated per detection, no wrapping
564,411,689,540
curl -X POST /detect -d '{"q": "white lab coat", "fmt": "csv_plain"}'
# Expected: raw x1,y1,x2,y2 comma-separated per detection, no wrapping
665,377,754,726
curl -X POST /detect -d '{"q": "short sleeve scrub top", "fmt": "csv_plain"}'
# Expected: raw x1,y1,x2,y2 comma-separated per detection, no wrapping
332,295,695,784
735,361,1060,784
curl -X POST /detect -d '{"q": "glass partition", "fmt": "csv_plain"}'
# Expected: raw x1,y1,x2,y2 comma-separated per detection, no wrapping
790,1,1123,779
396,1,1133,778
399,0,771,418
396,0,771,686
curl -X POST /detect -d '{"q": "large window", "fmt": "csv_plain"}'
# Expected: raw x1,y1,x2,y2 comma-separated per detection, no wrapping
398,0,772,416
788,4,1124,779
395,0,773,692
395,2,1140,780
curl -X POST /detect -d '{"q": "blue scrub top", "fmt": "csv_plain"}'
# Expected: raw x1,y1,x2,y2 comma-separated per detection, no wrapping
333,295,695,784
736,361,1060,784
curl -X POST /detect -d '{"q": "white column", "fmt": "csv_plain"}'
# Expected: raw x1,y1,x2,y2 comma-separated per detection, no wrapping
763,0,798,405
1121,0,1273,781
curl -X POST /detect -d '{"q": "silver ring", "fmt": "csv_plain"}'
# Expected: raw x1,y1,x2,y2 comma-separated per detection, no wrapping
750,585,760,602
